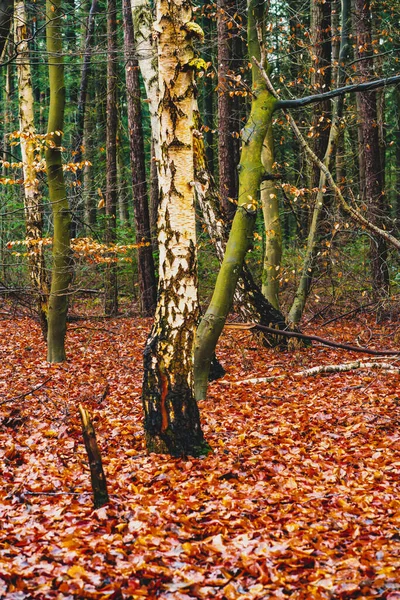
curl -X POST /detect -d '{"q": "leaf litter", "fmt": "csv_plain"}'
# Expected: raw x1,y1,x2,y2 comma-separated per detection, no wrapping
1,315,400,598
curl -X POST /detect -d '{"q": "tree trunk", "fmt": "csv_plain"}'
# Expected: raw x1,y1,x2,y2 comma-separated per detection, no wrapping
287,0,349,326
15,0,49,338
217,0,237,221
45,0,72,363
131,0,160,165
261,122,281,309
104,0,118,316
194,0,277,400
123,0,157,316
71,0,98,237
309,0,331,185
193,114,287,334
353,0,389,296
142,0,207,457
150,139,159,248
0,0,13,59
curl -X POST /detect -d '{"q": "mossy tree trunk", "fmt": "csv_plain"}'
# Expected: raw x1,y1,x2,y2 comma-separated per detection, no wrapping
194,0,277,400
261,122,281,309
45,0,72,363
142,0,207,457
15,0,49,338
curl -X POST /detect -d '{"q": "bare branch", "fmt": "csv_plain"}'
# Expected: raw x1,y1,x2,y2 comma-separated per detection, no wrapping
274,75,400,110
252,57,400,253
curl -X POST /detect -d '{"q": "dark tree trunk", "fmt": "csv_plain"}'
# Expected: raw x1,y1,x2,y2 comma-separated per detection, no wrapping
310,0,331,177
122,0,157,316
104,0,118,316
71,0,98,236
150,139,159,249
217,0,237,222
353,0,389,296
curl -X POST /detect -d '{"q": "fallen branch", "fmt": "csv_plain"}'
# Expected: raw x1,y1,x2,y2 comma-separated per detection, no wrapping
0,377,52,406
229,361,400,385
225,322,400,355
79,404,109,509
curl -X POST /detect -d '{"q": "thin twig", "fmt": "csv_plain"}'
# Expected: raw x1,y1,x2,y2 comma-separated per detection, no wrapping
0,377,52,406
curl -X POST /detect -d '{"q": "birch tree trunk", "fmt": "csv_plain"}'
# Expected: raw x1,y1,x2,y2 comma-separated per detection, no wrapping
45,0,72,363
142,0,207,456
15,0,49,338
130,0,160,164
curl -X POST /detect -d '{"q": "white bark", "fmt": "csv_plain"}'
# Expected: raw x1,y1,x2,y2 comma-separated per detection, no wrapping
130,0,160,163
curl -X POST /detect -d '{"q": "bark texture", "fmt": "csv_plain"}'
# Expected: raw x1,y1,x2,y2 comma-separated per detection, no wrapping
15,0,49,338
142,0,207,457
353,0,389,296
123,0,157,316
45,0,72,363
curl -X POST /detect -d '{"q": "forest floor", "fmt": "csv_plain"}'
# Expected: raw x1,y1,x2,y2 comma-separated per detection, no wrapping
1,307,400,599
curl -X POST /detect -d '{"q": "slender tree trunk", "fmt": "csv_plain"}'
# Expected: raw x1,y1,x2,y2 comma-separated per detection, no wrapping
0,0,13,59
82,95,96,228
217,0,237,221
287,0,349,326
193,112,287,335
45,0,72,363
150,139,159,248
123,0,156,316
15,0,49,338
71,0,98,236
104,0,118,316
142,0,207,457
261,123,281,309
310,0,331,185
353,0,389,296
194,0,277,400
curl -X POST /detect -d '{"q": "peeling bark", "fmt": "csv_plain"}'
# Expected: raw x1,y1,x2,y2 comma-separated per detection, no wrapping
142,0,207,457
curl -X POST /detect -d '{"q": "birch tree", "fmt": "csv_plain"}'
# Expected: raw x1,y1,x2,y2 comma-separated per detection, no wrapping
141,0,208,456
